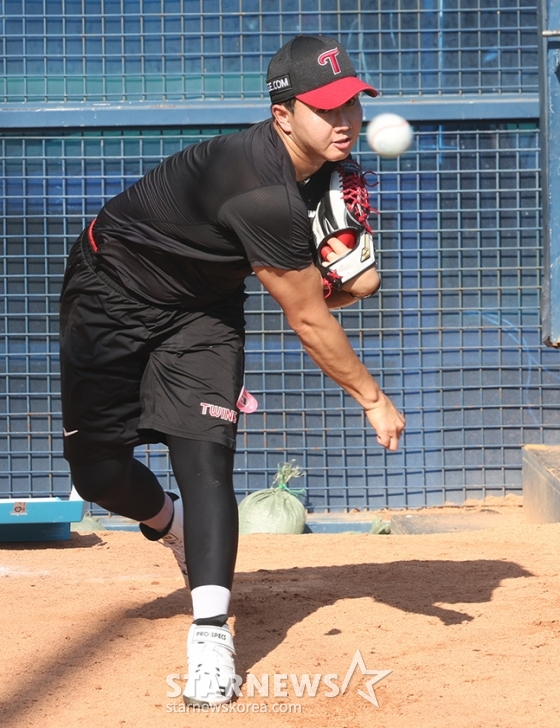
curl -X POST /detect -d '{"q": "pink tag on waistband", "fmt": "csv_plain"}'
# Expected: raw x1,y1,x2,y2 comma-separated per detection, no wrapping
237,386,258,414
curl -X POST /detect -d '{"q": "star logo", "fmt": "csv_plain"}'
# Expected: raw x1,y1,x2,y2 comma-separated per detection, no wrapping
340,649,392,707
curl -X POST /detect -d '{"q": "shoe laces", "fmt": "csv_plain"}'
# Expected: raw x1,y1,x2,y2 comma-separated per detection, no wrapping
189,639,235,673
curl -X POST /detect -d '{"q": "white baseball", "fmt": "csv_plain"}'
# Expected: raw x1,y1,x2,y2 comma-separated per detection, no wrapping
366,113,413,158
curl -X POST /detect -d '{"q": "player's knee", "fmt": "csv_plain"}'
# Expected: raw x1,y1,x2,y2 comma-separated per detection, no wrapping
70,466,116,504
69,452,132,505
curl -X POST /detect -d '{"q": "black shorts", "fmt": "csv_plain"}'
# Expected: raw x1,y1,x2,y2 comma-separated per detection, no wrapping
59,231,246,465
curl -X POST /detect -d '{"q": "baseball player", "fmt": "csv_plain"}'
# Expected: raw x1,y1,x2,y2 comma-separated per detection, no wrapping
59,34,406,706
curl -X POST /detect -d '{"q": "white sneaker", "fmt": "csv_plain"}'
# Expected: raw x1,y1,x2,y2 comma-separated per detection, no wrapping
160,493,188,587
183,623,237,706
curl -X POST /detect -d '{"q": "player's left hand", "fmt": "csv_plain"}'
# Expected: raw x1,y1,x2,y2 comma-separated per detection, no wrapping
322,235,351,263
312,160,377,294
323,236,380,300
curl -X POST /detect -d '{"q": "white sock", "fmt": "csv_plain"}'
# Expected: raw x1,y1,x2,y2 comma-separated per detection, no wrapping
140,492,174,533
191,585,231,621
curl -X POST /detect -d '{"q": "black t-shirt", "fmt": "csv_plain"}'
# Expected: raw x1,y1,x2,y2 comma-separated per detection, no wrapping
93,118,334,307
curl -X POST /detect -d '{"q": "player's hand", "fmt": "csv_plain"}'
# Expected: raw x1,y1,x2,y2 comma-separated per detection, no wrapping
322,235,350,263
365,395,406,451
323,236,381,300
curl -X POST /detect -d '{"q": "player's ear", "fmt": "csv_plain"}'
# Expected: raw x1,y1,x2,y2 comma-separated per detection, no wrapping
271,103,293,133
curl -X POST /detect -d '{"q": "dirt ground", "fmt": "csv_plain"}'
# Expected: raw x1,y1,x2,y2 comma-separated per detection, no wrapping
1,496,559,728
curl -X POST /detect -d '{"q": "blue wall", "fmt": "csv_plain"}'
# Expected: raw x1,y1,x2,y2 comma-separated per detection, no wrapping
1,1,555,511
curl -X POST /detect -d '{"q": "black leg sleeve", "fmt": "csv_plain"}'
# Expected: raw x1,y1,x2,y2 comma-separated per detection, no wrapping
70,445,166,522
167,436,238,591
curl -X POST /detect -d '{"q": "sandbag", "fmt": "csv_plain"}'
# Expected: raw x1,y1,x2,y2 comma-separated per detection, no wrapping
238,487,306,535
369,516,391,535
238,461,306,535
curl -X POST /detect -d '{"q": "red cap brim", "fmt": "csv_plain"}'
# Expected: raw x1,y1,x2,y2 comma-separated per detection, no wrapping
296,77,378,110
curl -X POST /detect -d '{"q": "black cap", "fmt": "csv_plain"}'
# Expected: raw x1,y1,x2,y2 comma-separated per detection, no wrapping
267,35,377,110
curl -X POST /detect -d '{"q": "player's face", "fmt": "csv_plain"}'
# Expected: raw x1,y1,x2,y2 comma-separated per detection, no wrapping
289,96,363,164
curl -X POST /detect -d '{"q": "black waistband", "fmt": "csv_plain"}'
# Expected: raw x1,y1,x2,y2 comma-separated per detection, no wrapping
79,226,146,303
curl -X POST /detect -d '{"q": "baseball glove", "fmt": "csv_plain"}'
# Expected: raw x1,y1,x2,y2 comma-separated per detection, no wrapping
312,158,377,296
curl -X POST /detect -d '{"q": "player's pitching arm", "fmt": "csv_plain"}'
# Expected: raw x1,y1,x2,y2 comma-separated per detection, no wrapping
253,263,405,451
